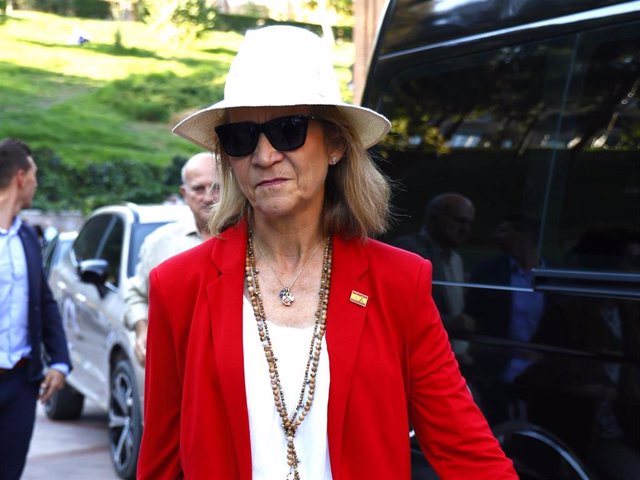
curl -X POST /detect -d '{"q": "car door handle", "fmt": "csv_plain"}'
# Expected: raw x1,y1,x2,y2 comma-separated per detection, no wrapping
532,268,640,299
74,293,87,303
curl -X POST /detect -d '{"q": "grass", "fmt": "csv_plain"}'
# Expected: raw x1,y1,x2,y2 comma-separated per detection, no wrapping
0,10,356,167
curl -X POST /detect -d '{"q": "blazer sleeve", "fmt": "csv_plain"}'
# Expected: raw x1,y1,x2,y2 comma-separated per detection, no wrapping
407,260,517,479
137,268,184,479
21,223,70,369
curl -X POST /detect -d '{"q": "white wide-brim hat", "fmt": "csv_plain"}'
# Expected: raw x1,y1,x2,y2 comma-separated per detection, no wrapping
173,25,391,150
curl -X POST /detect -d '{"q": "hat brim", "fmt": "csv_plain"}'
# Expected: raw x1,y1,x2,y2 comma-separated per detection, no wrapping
172,100,391,151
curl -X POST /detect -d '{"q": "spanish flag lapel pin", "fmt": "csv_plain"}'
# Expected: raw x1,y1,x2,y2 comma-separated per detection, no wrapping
349,290,368,307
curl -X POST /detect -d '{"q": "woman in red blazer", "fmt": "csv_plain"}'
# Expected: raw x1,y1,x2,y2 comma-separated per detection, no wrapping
138,26,517,480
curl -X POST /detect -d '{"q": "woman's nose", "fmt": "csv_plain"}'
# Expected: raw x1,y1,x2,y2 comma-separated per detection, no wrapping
252,133,283,167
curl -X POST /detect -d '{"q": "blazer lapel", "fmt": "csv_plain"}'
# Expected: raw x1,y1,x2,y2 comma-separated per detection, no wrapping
326,236,369,479
18,225,39,303
206,221,252,480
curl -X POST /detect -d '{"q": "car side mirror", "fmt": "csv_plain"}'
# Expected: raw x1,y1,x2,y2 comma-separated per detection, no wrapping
78,259,109,297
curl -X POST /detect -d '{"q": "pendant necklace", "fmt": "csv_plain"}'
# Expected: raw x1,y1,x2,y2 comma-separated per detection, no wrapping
246,232,333,480
254,237,324,306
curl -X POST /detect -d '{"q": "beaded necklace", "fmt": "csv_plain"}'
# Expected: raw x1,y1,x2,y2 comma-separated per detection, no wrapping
245,232,333,480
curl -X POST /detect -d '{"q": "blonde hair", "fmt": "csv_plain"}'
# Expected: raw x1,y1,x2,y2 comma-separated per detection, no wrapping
209,106,390,239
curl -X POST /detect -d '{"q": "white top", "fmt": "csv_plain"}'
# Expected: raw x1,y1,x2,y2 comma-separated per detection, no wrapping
242,296,333,480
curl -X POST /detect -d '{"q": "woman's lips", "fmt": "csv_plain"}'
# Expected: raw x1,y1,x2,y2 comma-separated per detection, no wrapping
257,178,287,187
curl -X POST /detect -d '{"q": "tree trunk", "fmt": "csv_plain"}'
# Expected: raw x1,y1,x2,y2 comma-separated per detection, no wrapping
353,0,386,104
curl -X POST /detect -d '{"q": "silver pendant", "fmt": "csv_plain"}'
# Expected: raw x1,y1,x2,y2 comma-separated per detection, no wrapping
279,287,295,306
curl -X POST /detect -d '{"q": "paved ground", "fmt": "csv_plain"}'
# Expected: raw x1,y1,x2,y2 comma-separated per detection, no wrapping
23,401,119,479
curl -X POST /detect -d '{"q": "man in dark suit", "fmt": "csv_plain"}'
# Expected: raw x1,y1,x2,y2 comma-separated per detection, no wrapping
0,138,71,479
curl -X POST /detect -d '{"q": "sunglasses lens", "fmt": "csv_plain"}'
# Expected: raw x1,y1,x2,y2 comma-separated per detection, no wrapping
215,115,312,156
265,116,309,151
215,123,258,157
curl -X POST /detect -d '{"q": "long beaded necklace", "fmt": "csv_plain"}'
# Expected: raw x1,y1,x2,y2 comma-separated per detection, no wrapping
254,237,323,307
245,232,332,480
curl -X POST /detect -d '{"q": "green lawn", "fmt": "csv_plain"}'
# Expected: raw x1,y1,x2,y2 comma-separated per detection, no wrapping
0,10,355,168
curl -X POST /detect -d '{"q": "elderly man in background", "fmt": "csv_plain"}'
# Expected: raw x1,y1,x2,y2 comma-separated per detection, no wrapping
124,152,220,365
393,192,476,329
0,138,71,479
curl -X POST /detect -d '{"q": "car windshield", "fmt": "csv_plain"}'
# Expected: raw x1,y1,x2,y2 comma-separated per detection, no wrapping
128,222,173,277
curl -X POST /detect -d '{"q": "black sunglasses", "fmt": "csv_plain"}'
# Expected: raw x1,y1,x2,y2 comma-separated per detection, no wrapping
215,115,320,157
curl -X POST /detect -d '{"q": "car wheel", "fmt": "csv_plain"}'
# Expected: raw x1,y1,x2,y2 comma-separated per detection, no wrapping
44,383,85,420
493,421,592,480
109,359,142,480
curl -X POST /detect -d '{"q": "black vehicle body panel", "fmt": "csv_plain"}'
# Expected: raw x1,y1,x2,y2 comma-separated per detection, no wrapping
363,1,640,479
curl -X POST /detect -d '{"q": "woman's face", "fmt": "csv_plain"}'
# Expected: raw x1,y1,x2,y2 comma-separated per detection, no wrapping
224,106,342,224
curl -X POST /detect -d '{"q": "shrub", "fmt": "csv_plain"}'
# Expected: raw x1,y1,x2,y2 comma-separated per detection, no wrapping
94,70,224,122
73,0,111,19
32,147,189,213
16,0,111,18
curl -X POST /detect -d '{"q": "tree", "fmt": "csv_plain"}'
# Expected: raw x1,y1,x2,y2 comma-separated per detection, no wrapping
141,0,215,42
305,0,352,44
307,0,353,16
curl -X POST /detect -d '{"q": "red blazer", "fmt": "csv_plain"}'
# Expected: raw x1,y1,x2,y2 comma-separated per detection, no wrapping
137,220,516,479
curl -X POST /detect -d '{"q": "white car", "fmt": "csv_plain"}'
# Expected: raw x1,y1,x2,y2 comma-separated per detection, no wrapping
47,202,190,480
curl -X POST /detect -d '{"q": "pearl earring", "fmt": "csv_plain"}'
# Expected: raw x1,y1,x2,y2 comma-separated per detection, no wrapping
329,156,338,165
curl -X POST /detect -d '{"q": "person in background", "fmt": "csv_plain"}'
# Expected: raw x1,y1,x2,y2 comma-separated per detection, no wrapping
137,26,516,480
394,193,476,330
124,152,220,365
463,214,545,402
466,215,543,341
0,138,71,479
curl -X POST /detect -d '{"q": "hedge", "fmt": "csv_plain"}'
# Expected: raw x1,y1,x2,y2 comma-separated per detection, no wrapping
33,147,187,213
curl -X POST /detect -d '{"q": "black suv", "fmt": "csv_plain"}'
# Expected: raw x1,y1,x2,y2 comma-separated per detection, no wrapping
363,1,640,479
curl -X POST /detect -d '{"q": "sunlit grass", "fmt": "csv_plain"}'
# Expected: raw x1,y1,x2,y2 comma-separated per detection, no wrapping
0,10,355,167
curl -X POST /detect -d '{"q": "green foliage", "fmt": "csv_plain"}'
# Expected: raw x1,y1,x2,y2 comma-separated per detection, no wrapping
140,0,216,42
73,0,111,19
110,0,148,21
172,0,216,38
94,69,224,122
0,11,355,212
113,27,123,50
306,0,353,17
33,147,190,212
18,0,112,18
235,2,269,18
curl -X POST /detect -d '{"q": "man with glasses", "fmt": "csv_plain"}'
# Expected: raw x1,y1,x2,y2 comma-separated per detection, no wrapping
124,152,220,365
0,138,71,479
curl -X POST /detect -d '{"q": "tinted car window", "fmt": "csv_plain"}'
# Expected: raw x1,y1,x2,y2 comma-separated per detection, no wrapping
42,234,60,278
541,22,640,273
127,222,170,278
377,36,575,330
98,216,124,287
72,214,112,264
